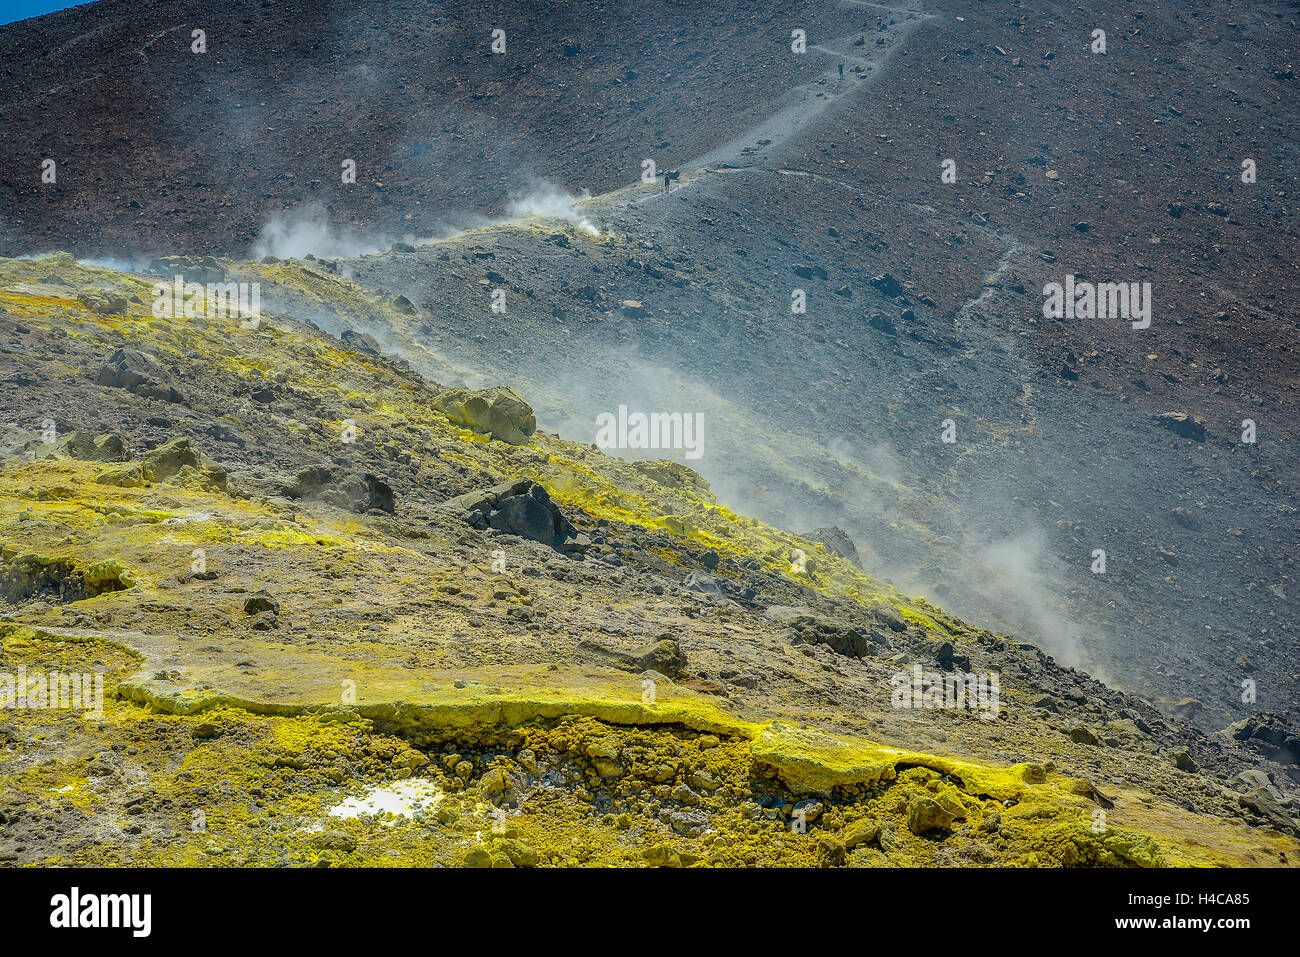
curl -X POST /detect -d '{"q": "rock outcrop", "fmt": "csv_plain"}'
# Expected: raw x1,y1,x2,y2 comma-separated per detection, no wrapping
444,479,588,551
432,386,536,445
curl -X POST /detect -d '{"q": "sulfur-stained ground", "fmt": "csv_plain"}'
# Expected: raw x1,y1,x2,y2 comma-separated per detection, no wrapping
0,254,1295,867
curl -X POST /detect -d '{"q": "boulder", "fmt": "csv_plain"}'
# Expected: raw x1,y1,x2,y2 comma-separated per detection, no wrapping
841,818,882,850
149,255,225,284
288,465,394,514
1154,411,1206,442
631,638,687,676
432,386,535,445
444,479,584,551
768,607,886,658
871,603,907,632
683,570,724,598
933,640,970,672
95,464,146,487
1068,723,1102,746
631,460,713,496
243,590,279,616
76,290,129,314
96,347,185,404
140,437,227,491
46,431,130,462
803,526,862,568
1237,786,1298,834
870,272,906,299
907,797,956,834
1225,711,1299,764
340,329,383,357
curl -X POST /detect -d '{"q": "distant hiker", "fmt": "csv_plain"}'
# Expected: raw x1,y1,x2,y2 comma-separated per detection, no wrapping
663,169,679,194
876,16,883,30
838,62,844,77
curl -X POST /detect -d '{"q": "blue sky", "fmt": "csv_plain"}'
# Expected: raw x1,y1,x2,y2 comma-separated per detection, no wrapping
0,0,98,27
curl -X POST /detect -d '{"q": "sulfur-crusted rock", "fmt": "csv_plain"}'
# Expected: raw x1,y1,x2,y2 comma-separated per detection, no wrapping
841,817,881,850
95,464,145,487
141,437,228,492
76,290,129,314
309,830,356,853
45,431,130,463
432,385,536,445
0,554,128,603
478,766,528,806
494,838,539,867
631,459,713,497
907,797,956,835
642,844,679,867
463,847,494,868
816,835,847,867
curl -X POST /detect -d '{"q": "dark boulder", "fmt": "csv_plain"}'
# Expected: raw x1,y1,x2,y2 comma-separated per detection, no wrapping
289,465,394,514
765,605,886,658
870,272,906,299
683,570,725,598
803,526,862,569
444,479,586,552
97,347,185,404
1225,711,1299,765
1154,411,1206,442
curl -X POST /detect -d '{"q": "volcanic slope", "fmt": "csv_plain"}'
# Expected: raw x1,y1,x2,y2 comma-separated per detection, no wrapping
0,252,1297,867
302,0,1297,732
2,0,1296,728
286,155,1297,734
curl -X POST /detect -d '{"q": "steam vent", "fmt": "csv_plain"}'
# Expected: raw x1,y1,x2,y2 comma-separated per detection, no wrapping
0,0,1296,937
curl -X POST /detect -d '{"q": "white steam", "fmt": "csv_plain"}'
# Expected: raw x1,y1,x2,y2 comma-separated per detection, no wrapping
250,203,394,260
505,181,600,237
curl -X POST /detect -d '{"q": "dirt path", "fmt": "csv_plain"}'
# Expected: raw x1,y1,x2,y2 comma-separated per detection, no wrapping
482,2,941,225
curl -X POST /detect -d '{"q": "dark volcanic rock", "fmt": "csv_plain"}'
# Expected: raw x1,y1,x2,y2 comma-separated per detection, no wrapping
290,465,394,514
683,570,725,598
765,605,887,658
445,479,585,552
1226,711,1299,765
804,526,862,569
1154,411,1207,442
96,347,185,404
243,590,280,616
